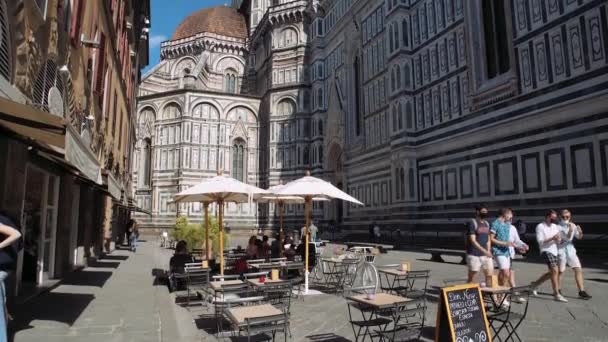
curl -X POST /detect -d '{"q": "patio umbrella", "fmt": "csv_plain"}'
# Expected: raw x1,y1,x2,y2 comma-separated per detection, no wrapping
173,171,268,275
256,183,328,253
274,171,364,293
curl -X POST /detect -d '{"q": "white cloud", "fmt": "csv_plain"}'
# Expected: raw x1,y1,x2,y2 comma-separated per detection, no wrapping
149,35,167,48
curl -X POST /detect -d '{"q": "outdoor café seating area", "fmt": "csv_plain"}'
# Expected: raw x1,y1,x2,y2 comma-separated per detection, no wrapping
161,242,534,342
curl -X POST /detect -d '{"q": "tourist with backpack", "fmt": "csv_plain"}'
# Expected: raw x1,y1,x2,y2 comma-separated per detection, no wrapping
465,204,493,284
0,212,23,342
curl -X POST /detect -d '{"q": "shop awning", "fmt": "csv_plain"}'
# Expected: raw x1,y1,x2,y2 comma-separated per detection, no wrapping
104,172,123,201
65,125,102,185
0,96,66,151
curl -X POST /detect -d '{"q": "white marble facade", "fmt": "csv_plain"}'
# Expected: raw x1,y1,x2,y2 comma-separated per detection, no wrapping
134,0,608,234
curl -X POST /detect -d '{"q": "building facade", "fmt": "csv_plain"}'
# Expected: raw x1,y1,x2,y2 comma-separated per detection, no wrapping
135,0,608,237
0,0,149,298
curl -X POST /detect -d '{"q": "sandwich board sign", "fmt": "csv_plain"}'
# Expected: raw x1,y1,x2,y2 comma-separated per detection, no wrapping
435,283,492,342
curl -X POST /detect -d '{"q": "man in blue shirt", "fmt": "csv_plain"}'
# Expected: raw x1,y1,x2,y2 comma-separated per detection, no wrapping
490,208,514,287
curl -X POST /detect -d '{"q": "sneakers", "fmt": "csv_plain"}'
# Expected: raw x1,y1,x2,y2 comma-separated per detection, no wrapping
531,289,539,297
512,297,527,303
554,294,568,303
579,290,592,299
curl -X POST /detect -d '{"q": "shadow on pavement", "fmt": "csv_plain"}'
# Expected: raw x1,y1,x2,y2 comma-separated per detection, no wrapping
101,255,129,261
88,260,120,269
62,270,113,287
306,333,353,341
8,292,94,341
587,278,608,283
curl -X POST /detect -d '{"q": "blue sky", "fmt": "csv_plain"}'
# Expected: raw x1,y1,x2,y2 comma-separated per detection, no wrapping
144,0,229,74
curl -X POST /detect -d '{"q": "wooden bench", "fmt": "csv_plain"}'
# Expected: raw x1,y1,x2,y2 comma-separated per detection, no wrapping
345,242,394,254
425,248,467,264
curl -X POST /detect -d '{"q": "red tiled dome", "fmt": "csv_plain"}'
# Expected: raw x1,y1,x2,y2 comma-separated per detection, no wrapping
171,6,248,41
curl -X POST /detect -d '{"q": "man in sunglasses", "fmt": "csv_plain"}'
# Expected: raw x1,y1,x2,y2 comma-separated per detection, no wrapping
558,209,592,299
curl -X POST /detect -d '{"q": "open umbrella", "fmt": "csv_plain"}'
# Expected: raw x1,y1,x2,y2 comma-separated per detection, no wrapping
275,171,364,293
173,171,268,275
256,184,328,253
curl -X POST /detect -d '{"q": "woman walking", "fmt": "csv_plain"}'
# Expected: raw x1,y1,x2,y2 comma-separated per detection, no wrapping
0,212,23,342
130,220,139,253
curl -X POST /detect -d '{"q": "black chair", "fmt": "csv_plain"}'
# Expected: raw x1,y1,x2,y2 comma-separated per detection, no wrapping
261,281,293,315
243,271,270,280
347,301,392,342
486,286,531,342
185,267,210,308
243,313,289,342
214,286,259,336
376,298,427,342
394,270,430,300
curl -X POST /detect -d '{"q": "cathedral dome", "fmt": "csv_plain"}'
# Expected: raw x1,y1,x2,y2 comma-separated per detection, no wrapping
171,6,248,41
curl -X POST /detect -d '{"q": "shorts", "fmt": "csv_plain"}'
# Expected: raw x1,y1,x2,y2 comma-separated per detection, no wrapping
542,252,559,268
467,255,494,273
495,255,511,270
558,252,582,272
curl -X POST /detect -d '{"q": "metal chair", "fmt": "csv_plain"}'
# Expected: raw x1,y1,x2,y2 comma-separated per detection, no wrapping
243,313,289,342
213,286,259,337
347,301,392,342
243,271,270,280
339,258,362,295
212,274,241,281
269,257,287,263
486,286,531,342
184,266,210,308
393,270,430,300
376,298,427,342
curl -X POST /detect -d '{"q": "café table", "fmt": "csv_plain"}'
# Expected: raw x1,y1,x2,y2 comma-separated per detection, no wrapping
320,258,346,290
480,286,511,311
346,293,412,342
246,278,289,288
378,268,411,295
226,303,288,340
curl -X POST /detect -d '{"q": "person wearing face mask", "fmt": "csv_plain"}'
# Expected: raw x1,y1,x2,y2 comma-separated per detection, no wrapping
465,204,493,284
490,208,515,287
558,209,591,299
530,210,568,302
507,210,529,303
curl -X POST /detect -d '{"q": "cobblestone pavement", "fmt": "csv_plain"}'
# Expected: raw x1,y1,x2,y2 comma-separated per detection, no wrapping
10,240,608,341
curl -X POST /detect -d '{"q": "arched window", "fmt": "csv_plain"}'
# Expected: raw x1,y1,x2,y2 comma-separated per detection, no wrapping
403,63,411,89
163,103,181,120
33,60,65,116
392,105,398,131
395,167,401,200
405,102,413,129
317,88,323,109
303,146,309,165
224,69,237,93
400,167,406,199
354,56,362,136
390,69,396,92
393,22,399,50
398,102,404,130
0,0,11,80
142,138,152,187
318,120,323,136
318,145,323,164
388,26,394,52
402,19,409,47
232,139,246,182
408,168,415,198
277,98,296,115
395,65,402,89
280,28,298,47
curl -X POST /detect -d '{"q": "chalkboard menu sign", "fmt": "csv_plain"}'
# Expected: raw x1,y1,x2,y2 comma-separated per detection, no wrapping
435,284,491,342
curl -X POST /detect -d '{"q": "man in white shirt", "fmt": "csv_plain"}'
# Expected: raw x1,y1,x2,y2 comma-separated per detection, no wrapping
558,209,591,299
530,210,567,302
301,221,318,242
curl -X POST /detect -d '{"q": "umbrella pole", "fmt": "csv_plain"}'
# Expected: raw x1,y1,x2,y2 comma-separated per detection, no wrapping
279,201,284,254
204,202,210,260
304,196,311,294
219,200,224,276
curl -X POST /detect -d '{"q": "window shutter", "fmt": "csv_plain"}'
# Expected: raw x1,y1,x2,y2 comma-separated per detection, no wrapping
69,0,84,45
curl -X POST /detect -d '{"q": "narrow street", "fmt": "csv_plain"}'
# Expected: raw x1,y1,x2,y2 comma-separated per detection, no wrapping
10,241,201,342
